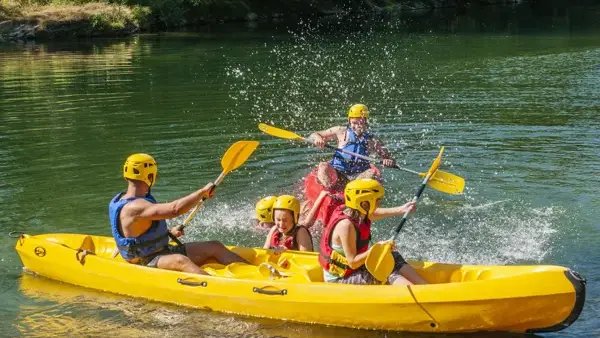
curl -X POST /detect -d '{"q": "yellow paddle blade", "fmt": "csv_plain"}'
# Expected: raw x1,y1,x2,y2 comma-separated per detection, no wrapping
258,123,304,141
427,146,444,177
422,170,465,195
221,140,260,175
365,242,394,283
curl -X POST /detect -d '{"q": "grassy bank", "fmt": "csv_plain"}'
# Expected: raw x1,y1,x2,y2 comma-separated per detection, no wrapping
0,0,151,39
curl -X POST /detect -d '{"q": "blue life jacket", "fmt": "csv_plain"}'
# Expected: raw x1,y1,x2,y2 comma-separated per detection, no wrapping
109,193,169,261
329,127,372,175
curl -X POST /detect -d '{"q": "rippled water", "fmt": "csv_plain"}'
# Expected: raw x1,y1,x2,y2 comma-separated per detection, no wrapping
2,4,600,337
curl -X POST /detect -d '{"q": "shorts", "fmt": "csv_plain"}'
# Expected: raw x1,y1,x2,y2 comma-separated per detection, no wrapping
330,251,408,285
137,244,187,268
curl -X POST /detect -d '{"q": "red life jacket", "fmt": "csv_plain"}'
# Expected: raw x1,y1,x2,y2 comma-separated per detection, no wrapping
318,205,371,278
270,225,300,250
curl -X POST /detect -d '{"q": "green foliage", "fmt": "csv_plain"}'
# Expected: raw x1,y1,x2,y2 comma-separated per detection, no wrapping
131,4,151,28
90,7,128,30
145,0,186,27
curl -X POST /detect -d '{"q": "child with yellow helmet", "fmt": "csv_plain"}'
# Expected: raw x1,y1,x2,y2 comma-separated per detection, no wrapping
318,179,427,285
254,190,331,231
255,196,278,229
309,103,396,191
260,195,314,254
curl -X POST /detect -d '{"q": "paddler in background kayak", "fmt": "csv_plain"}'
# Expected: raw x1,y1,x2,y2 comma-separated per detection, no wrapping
255,190,331,231
261,195,314,253
319,178,427,285
109,153,250,275
309,103,397,191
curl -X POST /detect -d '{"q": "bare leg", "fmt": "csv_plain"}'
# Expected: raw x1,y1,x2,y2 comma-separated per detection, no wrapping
184,241,250,266
355,168,377,180
399,264,428,285
156,254,208,275
392,275,413,286
317,162,337,189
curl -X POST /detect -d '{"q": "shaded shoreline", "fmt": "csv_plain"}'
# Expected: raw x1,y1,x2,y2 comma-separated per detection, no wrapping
0,0,526,41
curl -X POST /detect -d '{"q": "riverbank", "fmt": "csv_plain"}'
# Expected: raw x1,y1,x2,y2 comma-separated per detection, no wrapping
0,1,148,41
0,0,526,41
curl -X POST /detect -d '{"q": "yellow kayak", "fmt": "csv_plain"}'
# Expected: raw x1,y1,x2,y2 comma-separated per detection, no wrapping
14,233,585,333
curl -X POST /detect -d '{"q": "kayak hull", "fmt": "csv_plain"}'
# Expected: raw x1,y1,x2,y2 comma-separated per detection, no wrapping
15,233,585,333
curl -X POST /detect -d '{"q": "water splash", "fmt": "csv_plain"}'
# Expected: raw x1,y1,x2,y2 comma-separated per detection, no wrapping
395,201,561,265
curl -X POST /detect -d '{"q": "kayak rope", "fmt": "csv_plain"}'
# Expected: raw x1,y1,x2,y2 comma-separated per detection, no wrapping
8,231,25,238
408,285,439,329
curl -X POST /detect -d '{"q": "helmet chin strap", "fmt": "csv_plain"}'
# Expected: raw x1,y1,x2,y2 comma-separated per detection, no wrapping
146,175,154,197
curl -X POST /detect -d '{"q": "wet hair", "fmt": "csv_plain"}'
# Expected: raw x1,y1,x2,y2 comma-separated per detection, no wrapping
342,206,367,224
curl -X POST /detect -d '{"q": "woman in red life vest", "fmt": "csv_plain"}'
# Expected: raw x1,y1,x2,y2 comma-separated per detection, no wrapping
319,179,427,285
262,195,314,253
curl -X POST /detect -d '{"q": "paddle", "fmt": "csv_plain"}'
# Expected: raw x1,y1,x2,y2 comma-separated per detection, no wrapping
174,140,260,231
258,123,464,195
365,147,444,282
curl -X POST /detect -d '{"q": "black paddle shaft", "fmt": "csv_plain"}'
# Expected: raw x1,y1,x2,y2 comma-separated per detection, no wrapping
389,174,432,241
322,144,421,175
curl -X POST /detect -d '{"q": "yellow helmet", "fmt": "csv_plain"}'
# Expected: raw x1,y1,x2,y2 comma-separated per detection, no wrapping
123,153,157,187
255,196,277,223
273,195,300,224
344,179,384,215
348,104,369,119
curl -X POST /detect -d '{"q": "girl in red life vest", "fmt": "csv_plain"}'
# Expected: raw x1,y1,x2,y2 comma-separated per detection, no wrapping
262,195,314,254
319,179,427,285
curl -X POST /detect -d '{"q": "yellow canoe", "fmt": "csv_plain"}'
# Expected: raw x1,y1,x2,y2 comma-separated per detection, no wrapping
14,233,585,333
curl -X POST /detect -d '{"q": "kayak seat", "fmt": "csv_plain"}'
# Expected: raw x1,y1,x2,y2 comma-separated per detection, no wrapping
75,235,96,264
287,257,324,283
450,269,492,283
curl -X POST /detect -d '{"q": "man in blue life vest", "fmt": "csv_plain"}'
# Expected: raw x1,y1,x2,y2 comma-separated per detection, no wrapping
109,153,249,275
309,104,396,190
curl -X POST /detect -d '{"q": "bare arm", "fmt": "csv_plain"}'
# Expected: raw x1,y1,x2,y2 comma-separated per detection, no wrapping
126,183,215,221
311,126,344,141
263,226,277,249
369,137,393,160
370,201,416,221
310,126,346,147
299,190,330,229
296,226,314,252
336,220,370,269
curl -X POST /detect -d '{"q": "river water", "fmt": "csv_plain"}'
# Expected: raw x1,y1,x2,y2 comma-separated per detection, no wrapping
1,4,599,337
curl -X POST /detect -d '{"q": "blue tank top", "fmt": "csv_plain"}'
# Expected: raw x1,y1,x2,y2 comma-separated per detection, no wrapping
329,127,372,175
109,193,170,261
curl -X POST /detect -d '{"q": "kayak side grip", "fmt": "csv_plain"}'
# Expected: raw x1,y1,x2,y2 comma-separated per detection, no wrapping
253,287,287,296
177,278,207,287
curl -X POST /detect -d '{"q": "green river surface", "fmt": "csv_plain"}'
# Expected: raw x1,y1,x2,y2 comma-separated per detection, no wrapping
1,4,599,338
